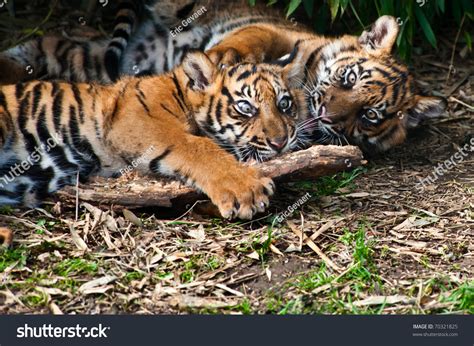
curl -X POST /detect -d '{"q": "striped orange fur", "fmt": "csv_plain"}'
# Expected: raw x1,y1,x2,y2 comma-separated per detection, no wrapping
0,50,309,218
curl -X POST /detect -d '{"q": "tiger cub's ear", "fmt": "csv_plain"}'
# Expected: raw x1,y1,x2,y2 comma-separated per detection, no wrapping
359,15,399,55
182,50,217,91
279,44,306,89
406,95,448,128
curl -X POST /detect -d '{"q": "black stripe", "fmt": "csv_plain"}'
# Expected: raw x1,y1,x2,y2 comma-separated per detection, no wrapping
204,95,216,131
0,90,8,112
112,28,130,41
136,92,150,115
15,83,25,99
81,43,91,82
215,99,223,126
171,73,187,112
160,103,179,118
107,41,125,52
232,122,249,140
365,80,386,87
51,82,60,97
391,84,400,106
135,81,146,99
68,105,101,175
176,2,196,19
198,32,213,51
149,148,172,174
271,45,298,67
221,87,234,103
36,105,77,175
71,84,85,123
52,89,64,132
218,123,235,135
17,91,38,154
236,70,252,81
31,82,43,116
59,44,75,79
228,65,240,78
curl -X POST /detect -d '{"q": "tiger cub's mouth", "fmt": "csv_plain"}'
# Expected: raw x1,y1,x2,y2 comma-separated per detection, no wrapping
310,101,350,146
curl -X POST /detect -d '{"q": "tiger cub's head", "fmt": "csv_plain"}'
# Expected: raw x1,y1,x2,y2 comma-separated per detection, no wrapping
302,16,447,152
180,50,310,162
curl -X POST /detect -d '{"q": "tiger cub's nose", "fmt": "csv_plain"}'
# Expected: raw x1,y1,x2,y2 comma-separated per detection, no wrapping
268,136,288,152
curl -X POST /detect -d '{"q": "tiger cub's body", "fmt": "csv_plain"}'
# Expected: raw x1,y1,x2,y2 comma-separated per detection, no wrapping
0,50,309,219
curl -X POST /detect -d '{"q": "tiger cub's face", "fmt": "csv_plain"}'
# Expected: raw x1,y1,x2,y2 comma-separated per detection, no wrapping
181,51,309,162
303,16,447,152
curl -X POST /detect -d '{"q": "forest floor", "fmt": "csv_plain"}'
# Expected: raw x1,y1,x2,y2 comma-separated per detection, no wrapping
0,2,472,314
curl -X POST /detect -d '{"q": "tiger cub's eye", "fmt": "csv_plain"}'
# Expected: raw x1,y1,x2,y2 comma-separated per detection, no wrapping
235,100,256,117
340,68,357,89
365,109,377,120
278,96,292,111
347,72,357,84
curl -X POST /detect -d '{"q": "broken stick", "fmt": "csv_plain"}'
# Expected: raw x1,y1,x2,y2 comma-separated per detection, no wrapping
57,145,365,209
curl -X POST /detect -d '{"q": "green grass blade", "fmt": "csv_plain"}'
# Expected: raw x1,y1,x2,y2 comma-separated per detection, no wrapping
287,0,302,17
329,0,340,21
415,5,437,48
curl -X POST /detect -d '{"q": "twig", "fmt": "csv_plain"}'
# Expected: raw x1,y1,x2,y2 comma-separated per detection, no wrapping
445,14,465,85
287,221,342,273
309,218,342,241
446,73,470,97
75,171,80,221
449,96,474,111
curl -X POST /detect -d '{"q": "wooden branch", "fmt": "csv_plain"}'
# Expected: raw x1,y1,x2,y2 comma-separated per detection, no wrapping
56,145,365,209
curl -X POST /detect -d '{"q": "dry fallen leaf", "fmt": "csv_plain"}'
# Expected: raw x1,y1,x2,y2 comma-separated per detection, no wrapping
246,251,260,260
79,275,117,294
352,295,415,307
123,209,143,227
187,225,206,242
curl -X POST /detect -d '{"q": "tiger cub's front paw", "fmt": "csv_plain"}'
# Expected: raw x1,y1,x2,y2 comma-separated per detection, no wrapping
208,168,275,220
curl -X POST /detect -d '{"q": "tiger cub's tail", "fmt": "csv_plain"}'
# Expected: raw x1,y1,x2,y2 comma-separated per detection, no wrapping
104,0,145,81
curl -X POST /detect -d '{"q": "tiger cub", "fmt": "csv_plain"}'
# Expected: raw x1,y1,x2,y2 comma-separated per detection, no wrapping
0,50,309,219
206,15,448,152
0,0,282,84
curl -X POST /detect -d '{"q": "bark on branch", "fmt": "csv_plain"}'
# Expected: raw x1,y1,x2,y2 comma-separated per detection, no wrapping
57,145,365,209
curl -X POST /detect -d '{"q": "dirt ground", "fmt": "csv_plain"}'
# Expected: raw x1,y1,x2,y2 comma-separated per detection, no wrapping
0,6,472,314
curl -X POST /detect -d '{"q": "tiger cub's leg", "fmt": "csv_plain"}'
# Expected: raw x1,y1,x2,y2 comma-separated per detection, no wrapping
206,24,299,65
0,227,13,247
0,55,29,85
107,122,274,220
